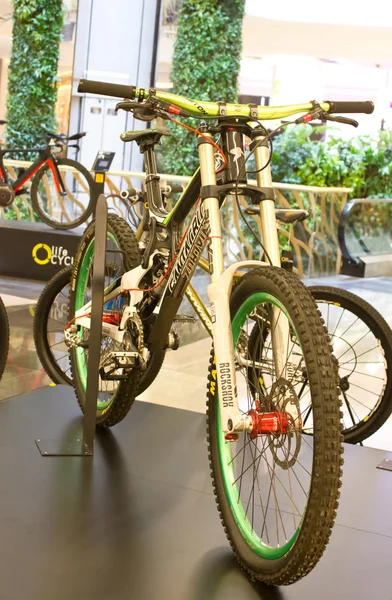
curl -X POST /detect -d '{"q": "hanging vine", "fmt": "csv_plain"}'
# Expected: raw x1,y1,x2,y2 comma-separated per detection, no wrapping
6,0,64,149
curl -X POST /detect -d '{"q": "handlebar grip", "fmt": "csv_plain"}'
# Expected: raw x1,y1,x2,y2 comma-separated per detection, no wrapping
120,188,137,199
78,79,136,99
169,183,184,194
327,100,374,115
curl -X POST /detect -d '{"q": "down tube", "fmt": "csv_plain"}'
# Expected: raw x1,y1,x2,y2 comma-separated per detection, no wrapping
147,201,209,349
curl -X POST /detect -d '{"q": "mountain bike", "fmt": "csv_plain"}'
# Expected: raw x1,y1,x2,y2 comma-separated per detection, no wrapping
65,79,374,585
0,128,94,229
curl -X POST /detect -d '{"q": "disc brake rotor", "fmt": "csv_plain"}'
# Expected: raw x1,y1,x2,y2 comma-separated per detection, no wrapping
267,379,302,469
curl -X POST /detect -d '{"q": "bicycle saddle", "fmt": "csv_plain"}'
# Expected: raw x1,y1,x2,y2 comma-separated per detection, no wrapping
67,132,87,141
245,207,309,224
46,131,87,141
120,127,171,144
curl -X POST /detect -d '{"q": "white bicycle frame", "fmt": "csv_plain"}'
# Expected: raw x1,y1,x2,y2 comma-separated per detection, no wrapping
74,129,291,435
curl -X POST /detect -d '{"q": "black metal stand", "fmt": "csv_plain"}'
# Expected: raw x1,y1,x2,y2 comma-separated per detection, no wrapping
36,173,108,457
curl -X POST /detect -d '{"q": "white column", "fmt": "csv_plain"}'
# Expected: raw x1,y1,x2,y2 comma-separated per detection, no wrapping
70,0,162,173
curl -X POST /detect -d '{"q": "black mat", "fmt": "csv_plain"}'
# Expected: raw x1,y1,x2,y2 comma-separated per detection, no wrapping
0,385,391,600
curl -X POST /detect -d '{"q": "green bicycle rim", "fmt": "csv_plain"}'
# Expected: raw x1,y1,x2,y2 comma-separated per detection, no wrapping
217,292,304,559
74,232,119,412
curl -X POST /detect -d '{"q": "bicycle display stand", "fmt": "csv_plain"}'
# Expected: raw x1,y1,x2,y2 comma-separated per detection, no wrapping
35,165,111,457
377,459,392,471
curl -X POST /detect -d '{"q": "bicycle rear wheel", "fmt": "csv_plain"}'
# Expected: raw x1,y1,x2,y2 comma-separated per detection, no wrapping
248,286,392,444
34,267,73,385
207,267,343,585
31,158,94,229
34,264,166,394
0,296,9,380
309,286,392,444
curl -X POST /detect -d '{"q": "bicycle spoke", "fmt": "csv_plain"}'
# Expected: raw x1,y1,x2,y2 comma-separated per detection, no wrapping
339,365,384,380
339,345,381,366
336,329,371,362
330,306,346,338
342,391,357,427
349,381,380,397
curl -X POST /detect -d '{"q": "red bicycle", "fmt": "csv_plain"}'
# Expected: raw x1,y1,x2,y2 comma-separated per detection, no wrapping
0,127,94,229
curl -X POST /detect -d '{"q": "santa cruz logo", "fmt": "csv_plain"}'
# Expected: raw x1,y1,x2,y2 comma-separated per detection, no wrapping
32,243,74,267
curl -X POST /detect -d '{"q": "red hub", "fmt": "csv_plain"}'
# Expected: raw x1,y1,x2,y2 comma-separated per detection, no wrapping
102,312,121,326
248,409,291,439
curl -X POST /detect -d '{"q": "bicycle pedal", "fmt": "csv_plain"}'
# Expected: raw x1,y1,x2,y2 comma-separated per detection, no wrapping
99,351,141,380
166,328,180,350
174,314,196,324
64,328,88,349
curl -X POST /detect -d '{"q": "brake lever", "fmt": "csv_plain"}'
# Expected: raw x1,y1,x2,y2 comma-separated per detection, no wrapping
324,115,358,128
115,99,159,122
115,100,136,112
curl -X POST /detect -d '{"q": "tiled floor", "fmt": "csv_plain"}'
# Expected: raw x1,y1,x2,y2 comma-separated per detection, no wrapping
0,277,52,402
2,273,392,452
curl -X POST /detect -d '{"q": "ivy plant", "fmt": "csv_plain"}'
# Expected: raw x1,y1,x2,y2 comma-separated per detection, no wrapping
6,0,64,150
162,0,245,175
268,124,392,199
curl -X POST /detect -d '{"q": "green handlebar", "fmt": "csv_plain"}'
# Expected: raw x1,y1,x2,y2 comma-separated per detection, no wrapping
136,88,329,120
77,79,374,120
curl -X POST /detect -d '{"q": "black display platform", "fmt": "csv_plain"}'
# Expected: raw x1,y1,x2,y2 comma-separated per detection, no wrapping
1,386,392,600
0,219,83,281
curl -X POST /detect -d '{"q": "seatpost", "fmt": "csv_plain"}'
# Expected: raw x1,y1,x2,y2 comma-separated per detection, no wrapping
143,146,165,215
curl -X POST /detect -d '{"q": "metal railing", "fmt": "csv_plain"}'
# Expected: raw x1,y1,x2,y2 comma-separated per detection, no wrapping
1,158,352,278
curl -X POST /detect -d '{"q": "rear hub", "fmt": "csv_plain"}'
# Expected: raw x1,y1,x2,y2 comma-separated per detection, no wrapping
0,184,14,207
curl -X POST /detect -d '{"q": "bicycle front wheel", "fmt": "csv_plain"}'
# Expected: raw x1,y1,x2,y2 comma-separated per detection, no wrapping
207,267,343,585
31,158,94,229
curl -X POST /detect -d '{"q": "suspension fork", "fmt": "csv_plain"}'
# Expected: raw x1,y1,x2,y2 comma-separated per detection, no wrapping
253,133,290,383
185,257,242,337
198,132,249,434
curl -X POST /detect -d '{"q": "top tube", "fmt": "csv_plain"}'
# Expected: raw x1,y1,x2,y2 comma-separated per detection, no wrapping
135,88,329,120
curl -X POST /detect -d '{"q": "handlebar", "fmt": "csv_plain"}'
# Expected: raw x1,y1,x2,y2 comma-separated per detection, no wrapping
78,78,375,120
